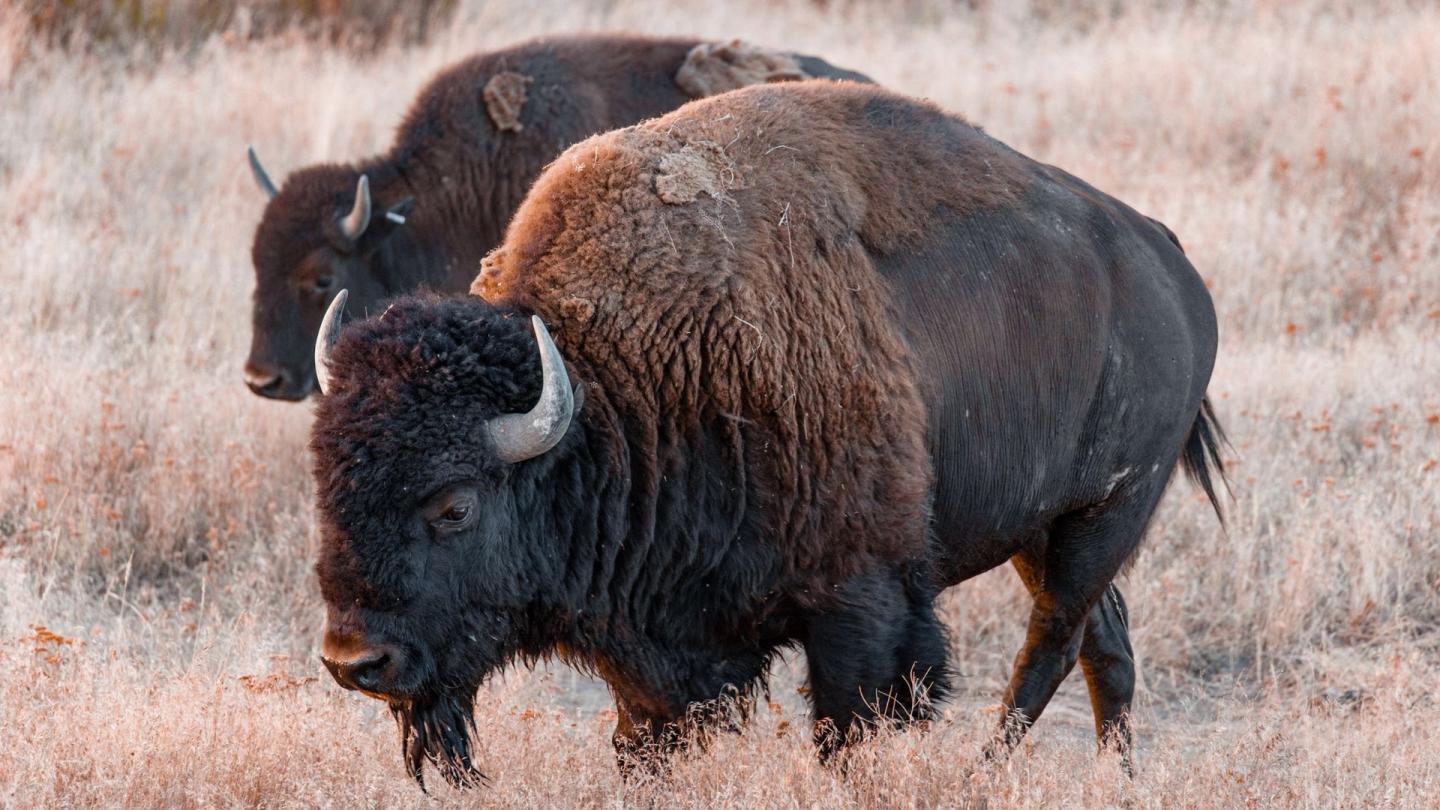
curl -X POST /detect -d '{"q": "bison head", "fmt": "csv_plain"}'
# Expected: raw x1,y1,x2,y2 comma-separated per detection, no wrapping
308,293,579,787
244,148,414,400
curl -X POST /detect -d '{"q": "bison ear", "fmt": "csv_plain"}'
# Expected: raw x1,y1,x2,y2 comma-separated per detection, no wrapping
384,196,415,225
334,193,412,253
354,196,414,247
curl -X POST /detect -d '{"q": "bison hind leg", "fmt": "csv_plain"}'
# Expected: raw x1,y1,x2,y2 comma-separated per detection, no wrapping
990,480,1165,772
802,564,951,762
1012,546,1137,773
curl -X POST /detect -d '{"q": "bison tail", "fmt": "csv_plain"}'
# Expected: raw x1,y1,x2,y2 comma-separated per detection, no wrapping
1181,396,1231,525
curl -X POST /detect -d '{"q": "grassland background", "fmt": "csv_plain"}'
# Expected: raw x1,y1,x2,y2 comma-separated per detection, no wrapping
1,0,1437,806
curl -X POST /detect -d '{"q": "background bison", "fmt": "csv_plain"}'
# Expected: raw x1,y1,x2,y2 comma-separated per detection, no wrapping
243,33,868,400
310,81,1224,786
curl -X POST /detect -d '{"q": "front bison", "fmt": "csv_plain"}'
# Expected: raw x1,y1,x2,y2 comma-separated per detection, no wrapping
309,82,1225,786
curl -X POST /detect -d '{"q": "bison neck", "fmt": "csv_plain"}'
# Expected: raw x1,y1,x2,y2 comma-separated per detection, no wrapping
368,216,471,297
356,160,509,299
512,396,798,718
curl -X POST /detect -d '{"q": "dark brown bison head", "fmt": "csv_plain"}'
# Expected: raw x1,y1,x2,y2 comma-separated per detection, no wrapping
244,148,414,400
309,292,580,786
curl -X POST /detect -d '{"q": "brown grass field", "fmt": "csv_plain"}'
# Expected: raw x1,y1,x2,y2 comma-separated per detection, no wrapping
1,1,1437,806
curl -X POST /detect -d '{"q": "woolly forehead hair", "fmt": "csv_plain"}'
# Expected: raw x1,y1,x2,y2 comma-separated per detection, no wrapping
252,164,363,262
309,295,542,479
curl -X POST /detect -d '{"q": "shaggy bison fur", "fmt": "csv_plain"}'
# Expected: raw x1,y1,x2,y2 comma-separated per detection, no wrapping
310,81,1225,786
243,34,870,400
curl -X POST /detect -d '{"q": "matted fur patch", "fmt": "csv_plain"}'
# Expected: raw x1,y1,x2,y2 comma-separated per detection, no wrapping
654,141,729,205
559,295,596,324
483,71,533,132
675,40,810,98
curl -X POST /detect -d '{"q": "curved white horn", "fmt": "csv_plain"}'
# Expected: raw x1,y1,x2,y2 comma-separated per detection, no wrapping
314,289,349,395
339,175,372,241
486,317,576,463
247,146,279,199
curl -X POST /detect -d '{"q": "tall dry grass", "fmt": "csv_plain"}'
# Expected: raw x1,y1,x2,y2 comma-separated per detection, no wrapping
1,1,1437,806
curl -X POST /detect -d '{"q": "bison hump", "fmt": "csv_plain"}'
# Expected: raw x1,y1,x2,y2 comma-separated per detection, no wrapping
675,40,810,98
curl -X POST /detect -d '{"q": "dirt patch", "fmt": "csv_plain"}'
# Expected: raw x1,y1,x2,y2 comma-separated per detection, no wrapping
675,40,810,97
559,295,596,324
654,141,729,205
483,71,534,132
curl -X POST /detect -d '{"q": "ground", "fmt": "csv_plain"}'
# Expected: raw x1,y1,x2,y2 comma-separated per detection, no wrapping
0,1,1437,806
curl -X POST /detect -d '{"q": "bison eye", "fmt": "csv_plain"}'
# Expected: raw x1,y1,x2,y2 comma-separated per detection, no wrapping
426,488,478,534
312,275,335,293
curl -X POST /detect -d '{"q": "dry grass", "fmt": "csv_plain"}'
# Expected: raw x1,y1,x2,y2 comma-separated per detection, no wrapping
2,0,1438,806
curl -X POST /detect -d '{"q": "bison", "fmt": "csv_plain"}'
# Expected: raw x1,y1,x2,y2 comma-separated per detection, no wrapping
308,81,1226,787
243,34,869,400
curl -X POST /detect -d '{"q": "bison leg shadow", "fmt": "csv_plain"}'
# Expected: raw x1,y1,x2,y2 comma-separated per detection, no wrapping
802,565,951,763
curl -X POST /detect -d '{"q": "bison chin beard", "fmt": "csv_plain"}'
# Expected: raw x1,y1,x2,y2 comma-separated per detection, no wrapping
392,691,486,790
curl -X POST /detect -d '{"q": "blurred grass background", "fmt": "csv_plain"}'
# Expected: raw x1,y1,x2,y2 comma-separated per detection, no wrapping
0,1,1437,806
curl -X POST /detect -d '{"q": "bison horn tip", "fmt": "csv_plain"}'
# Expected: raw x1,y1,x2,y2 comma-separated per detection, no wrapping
339,175,372,242
247,145,280,199
314,289,349,396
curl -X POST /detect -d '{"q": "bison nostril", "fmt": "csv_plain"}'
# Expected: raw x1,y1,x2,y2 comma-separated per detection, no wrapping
347,651,390,692
322,646,404,694
244,364,288,395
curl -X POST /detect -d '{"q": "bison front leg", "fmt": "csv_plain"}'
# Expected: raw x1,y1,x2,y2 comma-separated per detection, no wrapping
607,651,769,779
610,700,681,779
801,565,951,763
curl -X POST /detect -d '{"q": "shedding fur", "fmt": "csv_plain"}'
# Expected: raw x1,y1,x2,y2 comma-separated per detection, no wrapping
482,71,533,132
675,40,811,97
475,83,1015,587
654,141,729,204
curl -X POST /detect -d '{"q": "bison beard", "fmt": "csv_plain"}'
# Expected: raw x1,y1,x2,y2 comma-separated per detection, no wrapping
392,692,485,789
